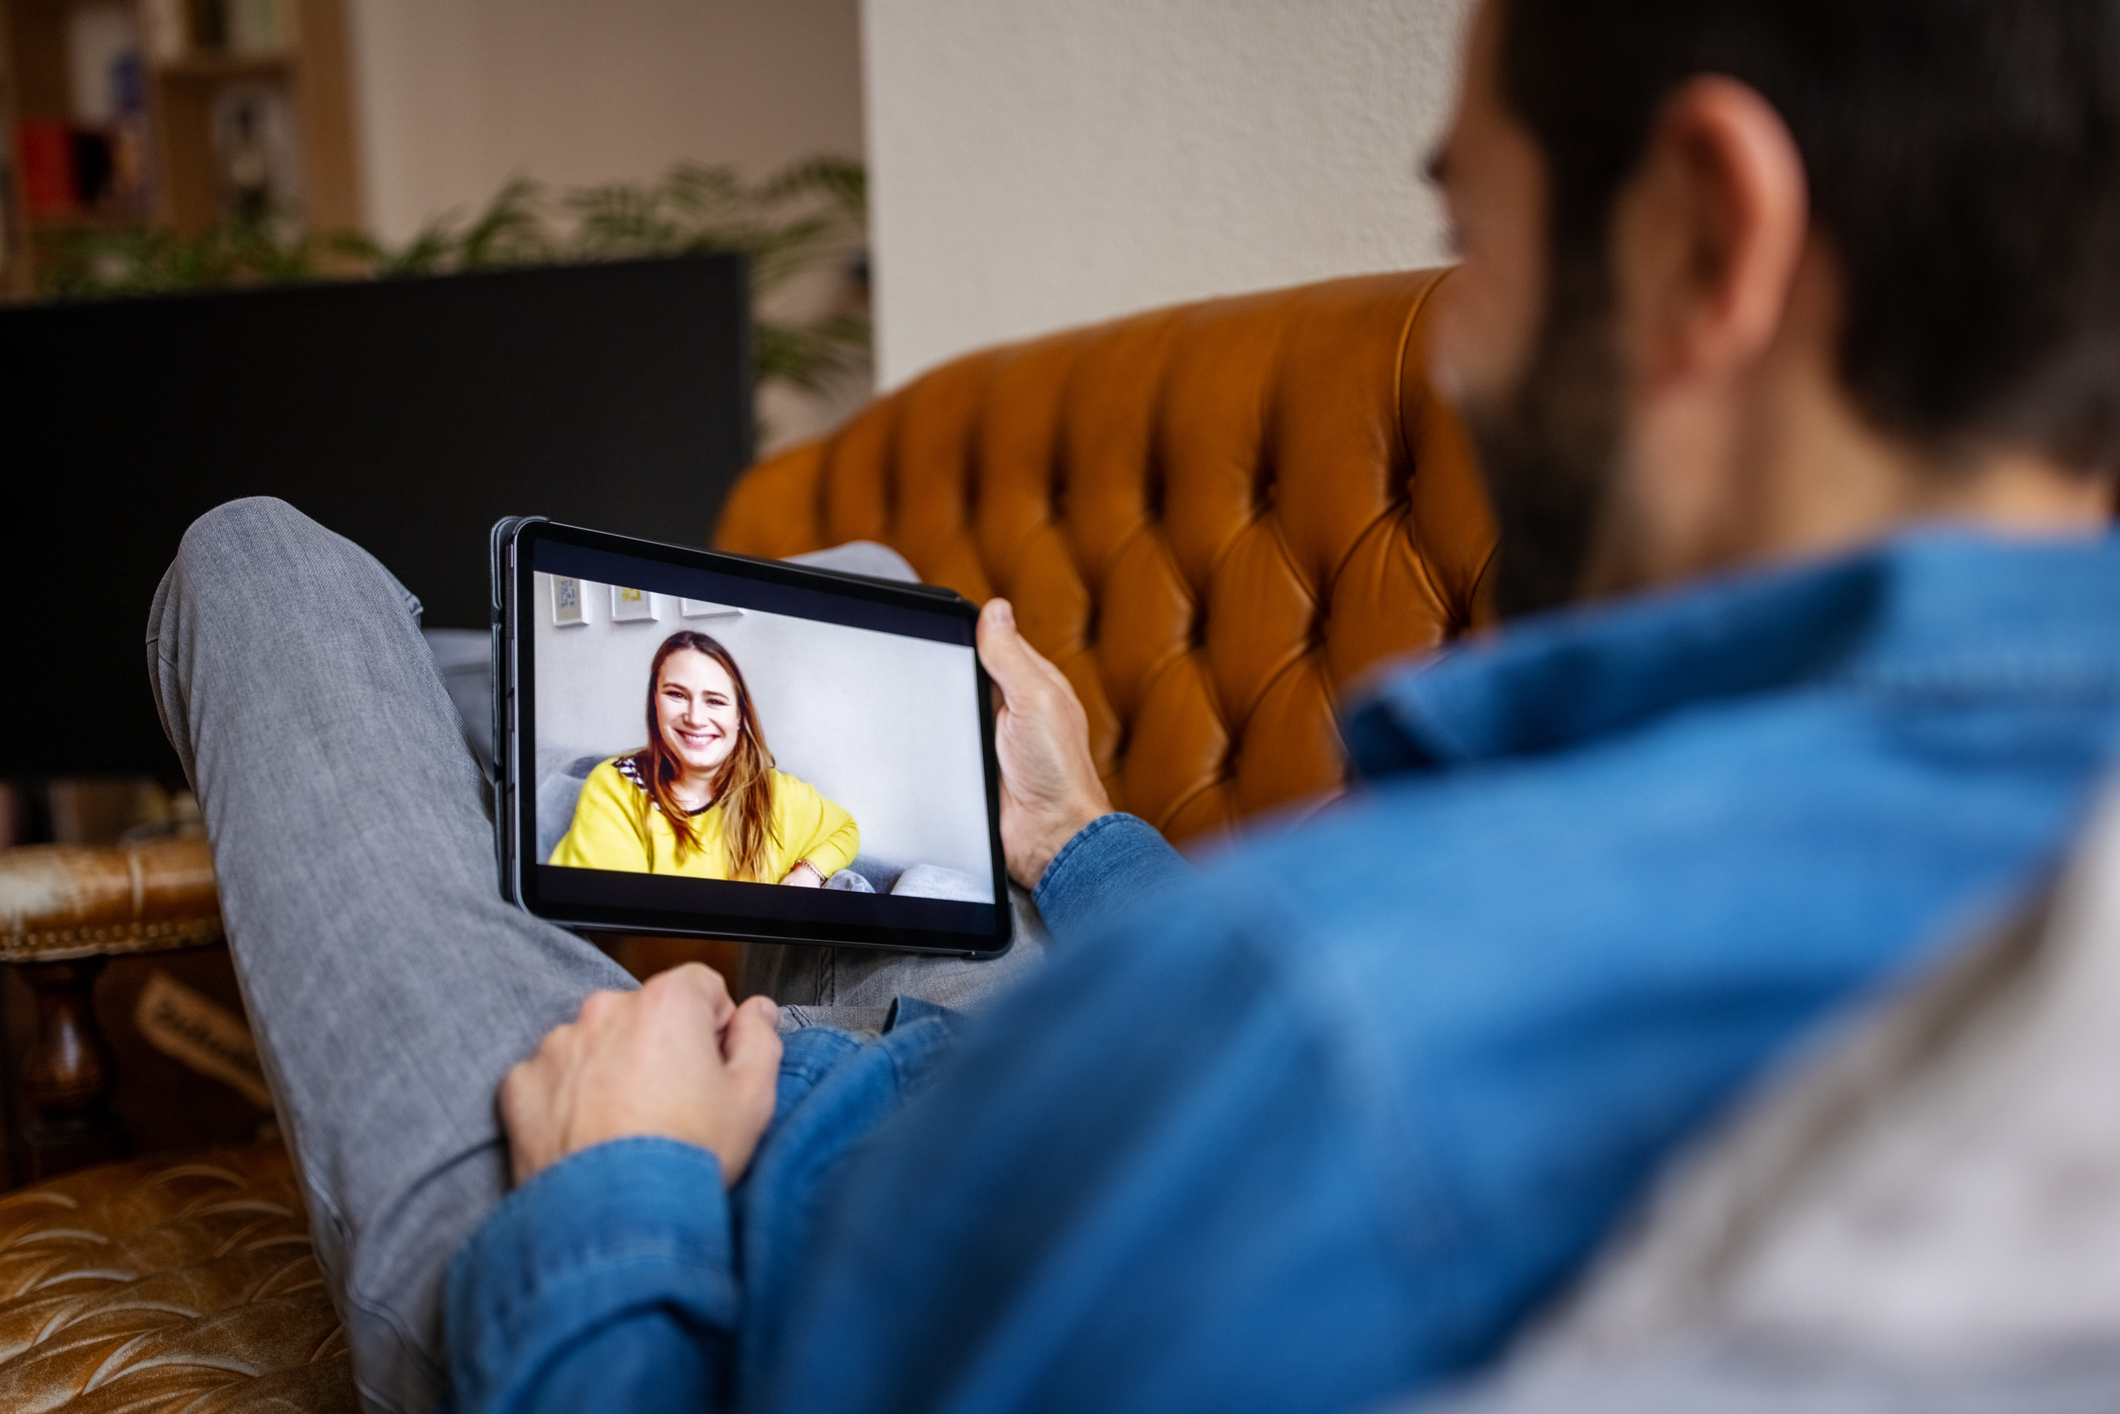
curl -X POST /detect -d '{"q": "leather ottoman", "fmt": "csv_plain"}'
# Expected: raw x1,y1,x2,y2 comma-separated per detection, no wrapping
0,1144,354,1411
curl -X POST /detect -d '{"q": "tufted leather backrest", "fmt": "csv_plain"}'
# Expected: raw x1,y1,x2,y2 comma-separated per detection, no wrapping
716,268,1496,845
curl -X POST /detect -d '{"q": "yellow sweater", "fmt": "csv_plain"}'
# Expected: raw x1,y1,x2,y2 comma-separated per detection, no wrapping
549,756,860,882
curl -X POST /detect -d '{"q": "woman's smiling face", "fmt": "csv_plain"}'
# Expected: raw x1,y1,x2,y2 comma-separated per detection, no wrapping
655,648,742,777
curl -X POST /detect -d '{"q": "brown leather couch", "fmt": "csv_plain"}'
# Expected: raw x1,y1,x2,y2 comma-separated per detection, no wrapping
722,267,1494,844
0,266,1492,1409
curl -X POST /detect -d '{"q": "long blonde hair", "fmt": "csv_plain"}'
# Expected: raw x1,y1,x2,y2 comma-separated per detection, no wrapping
629,631,777,879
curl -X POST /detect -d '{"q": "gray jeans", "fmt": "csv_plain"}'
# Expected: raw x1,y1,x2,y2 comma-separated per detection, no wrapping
145,498,1037,1413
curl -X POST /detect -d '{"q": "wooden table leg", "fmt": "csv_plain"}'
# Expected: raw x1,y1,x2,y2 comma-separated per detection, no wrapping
18,958,128,1180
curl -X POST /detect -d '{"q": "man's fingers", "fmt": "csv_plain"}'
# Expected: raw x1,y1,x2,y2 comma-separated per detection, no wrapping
656,962,736,1031
710,996,784,1188
979,597,1085,712
978,598,1059,703
673,961,732,1006
500,1059,534,1115
723,995,784,1103
499,1059,551,1186
501,976,778,1193
534,1019,580,1067
723,995,782,1072
500,1059,549,1142
577,989,624,1029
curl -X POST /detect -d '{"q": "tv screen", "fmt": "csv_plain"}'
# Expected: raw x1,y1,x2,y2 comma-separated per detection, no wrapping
0,255,751,777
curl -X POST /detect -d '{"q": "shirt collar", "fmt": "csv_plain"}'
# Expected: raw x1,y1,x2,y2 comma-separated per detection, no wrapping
1344,529,2120,778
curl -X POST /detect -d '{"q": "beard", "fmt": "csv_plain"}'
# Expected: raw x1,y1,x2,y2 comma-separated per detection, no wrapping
1457,251,1628,619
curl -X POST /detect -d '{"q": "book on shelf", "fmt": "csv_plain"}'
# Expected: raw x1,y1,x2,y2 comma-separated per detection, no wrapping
61,4,153,217
16,122,76,218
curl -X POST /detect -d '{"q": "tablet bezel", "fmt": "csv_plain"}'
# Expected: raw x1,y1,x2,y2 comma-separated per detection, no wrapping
494,517,1013,958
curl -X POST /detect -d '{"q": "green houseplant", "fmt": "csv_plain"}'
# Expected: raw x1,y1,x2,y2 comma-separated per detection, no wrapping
33,156,871,406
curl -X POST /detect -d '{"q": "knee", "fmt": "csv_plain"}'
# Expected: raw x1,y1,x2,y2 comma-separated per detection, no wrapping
172,496,419,625
176,497,349,582
181,496,312,553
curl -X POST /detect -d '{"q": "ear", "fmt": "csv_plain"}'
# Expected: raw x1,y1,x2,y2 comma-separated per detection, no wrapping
1615,76,1809,390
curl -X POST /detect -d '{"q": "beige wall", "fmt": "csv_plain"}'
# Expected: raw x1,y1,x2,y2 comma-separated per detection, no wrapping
861,0,1473,387
343,0,1474,429
346,0,865,243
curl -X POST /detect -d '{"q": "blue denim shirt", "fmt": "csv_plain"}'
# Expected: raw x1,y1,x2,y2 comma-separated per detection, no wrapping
448,531,2120,1414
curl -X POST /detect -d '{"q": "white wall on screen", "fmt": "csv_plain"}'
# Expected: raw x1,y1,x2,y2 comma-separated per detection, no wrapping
531,572,988,878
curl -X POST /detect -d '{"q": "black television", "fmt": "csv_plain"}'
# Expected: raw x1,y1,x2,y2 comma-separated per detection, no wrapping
1,255,752,778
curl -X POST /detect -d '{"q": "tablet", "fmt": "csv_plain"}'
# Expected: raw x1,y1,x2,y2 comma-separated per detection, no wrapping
492,517,1012,957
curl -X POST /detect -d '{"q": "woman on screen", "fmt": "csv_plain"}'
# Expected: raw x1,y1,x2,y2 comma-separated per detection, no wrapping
550,631,859,884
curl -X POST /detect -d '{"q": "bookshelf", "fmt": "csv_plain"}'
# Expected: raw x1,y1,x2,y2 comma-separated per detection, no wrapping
0,0,360,297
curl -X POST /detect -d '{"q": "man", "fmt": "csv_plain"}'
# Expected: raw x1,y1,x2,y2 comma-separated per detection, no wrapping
148,0,2120,1410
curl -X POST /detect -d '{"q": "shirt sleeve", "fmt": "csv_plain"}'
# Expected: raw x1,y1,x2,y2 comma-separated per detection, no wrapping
775,775,860,878
447,1138,737,1414
547,762,650,872
744,881,1422,1414
1031,812,1194,943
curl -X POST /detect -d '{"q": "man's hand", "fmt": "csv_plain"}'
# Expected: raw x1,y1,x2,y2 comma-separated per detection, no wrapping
977,598,1114,888
500,964,782,1189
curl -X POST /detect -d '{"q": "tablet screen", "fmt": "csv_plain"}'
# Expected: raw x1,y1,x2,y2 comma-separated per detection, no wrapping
505,524,1008,952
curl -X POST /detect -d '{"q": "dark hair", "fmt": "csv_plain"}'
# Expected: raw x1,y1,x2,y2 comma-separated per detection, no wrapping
631,631,778,879
1498,0,2120,475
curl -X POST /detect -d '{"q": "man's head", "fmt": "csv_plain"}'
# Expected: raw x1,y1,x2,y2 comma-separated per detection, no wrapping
1430,0,2120,616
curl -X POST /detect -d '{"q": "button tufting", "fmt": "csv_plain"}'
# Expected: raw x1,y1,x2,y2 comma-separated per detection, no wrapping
0,1144,356,1410
715,268,1495,844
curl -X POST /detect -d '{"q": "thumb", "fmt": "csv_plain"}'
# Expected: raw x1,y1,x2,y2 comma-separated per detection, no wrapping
978,598,1058,702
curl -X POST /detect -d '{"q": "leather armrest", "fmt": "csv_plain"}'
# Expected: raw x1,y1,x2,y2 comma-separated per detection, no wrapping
0,837,222,962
